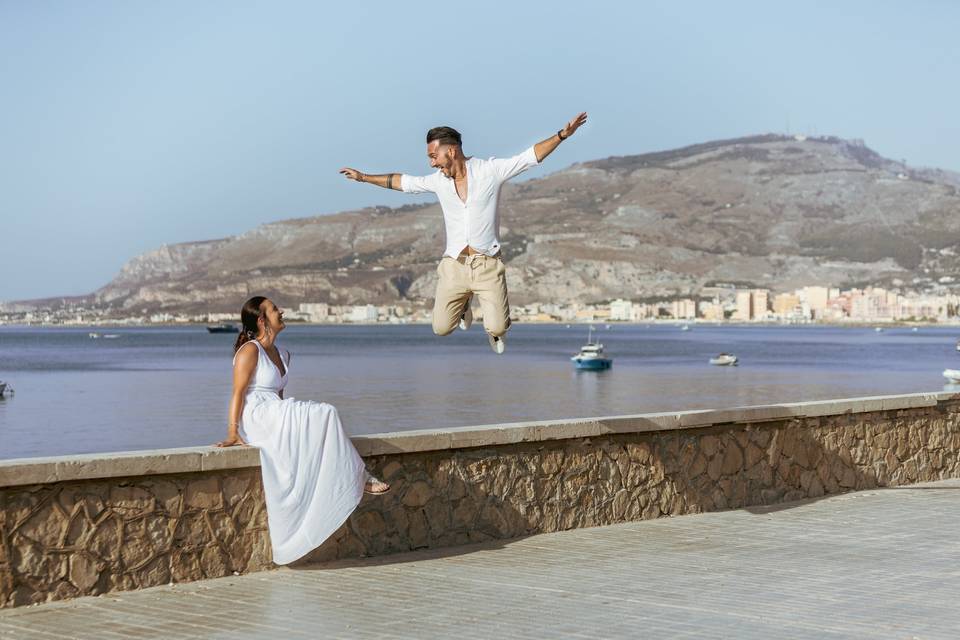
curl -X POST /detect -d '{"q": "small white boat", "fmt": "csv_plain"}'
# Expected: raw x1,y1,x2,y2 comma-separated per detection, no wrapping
911,327,919,332
874,327,883,333
88,332,101,339
944,369,960,383
709,353,739,366
956,339,960,353
102,334,120,339
680,324,691,332
571,327,613,370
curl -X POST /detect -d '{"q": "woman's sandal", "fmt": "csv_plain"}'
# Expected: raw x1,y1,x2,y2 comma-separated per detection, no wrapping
364,474,390,495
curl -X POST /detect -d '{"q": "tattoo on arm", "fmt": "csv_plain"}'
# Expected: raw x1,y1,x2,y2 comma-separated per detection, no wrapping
359,173,399,189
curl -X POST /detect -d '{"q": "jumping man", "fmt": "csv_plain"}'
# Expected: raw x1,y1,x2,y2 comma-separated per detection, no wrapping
340,112,588,354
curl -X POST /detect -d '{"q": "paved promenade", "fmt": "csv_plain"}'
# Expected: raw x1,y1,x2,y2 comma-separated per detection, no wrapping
3,479,960,639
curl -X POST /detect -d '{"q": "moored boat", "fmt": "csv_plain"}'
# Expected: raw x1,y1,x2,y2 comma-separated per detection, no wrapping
709,353,739,366
206,324,238,334
944,369,960,383
571,327,613,370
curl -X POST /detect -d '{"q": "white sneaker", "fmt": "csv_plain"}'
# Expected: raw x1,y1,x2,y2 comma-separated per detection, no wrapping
488,333,506,354
459,305,473,331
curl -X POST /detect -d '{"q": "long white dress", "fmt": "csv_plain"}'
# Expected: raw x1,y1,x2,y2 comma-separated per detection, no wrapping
235,339,368,565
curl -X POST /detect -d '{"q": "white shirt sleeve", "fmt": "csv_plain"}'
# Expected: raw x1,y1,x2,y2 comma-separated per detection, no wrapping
491,146,540,182
400,173,439,194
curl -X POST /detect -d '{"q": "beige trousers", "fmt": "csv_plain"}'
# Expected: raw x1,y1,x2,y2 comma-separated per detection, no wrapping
432,254,511,337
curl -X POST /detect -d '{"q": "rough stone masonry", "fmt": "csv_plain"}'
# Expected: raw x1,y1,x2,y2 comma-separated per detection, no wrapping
2,393,959,608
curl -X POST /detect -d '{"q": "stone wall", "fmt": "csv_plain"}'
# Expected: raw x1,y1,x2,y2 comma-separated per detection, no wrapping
1,469,270,607
2,393,959,608
314,399,960,562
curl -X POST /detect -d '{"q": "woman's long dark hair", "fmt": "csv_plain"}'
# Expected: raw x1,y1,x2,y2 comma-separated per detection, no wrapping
234,296,267,353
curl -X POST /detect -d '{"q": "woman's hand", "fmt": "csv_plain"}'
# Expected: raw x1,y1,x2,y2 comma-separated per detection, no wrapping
215,431,248,447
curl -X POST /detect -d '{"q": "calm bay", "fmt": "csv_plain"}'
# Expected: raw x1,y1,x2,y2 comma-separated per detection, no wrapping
1,323,959,459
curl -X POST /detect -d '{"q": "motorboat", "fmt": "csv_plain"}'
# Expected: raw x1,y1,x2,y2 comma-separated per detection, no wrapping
102,334,120,339
956,339,960,353
88,332,101,339
944,369,960,383
874,327,883,333
709,353,739,366
571,327,613,370
0,381,7,396
680,324,691,332
206,324,238,334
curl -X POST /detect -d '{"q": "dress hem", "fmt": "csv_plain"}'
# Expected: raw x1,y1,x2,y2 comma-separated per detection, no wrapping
269,468,368,566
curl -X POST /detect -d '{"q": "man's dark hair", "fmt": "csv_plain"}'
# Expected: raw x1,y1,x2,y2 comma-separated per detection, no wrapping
426,126,462,147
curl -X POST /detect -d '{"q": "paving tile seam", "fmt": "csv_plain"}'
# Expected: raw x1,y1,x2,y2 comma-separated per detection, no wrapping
334,565,903,635
0,619,85,640
69,599,284,635
368,555,930,593
111,598,317,636
91,603,239,627
61,606,176,631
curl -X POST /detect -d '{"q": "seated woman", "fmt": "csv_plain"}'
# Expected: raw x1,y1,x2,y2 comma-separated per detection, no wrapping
217,295,389,565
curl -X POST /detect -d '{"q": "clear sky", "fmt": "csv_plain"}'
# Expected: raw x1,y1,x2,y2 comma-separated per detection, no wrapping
2,0,958,301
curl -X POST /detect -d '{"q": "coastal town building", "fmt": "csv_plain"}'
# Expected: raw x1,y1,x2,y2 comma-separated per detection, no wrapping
671,299,697,320
609,299,633,321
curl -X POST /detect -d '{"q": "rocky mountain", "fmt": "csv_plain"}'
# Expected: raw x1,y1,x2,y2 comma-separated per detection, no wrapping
10,134,960,314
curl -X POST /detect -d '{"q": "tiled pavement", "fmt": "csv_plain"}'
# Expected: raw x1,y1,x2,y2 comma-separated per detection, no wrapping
4,480,960,639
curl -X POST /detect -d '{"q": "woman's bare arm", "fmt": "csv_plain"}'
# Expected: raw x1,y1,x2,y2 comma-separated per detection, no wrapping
217,343,257,447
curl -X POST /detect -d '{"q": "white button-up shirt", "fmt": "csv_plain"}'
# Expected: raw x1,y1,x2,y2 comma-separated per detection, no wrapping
400,146,540,258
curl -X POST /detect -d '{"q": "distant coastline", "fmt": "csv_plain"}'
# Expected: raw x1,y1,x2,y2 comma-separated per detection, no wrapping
3,318,959,329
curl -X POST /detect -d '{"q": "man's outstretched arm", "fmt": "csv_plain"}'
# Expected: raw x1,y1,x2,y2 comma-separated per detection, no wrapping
339,168,402,190
533,112,588,162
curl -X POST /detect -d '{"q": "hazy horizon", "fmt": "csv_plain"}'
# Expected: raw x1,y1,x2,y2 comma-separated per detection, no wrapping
3,1,959,301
